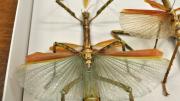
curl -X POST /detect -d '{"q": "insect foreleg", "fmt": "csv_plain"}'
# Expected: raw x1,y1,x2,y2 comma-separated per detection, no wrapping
61,77,82,101
53,42,79,53
90,0,113,22
111,31,133,51
98,76,134,101
56,0,82,22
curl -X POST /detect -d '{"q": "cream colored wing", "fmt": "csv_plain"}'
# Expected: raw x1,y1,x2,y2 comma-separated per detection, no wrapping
93,55,169,100
16,55,84,101
120,10,175,39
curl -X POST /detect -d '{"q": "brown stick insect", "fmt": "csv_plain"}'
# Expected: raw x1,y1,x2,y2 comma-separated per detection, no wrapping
17,0,169,101
112,0,180,96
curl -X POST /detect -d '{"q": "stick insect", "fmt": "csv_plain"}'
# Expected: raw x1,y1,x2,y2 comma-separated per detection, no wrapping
17,0,169,101
113,0,180,96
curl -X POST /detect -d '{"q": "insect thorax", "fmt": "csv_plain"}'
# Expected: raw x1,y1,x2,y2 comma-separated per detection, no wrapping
81,48,93,68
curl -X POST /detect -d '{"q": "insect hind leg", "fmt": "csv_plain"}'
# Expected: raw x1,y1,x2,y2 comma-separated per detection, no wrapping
98,76,134,101
44,62,58,89
61,77,82,101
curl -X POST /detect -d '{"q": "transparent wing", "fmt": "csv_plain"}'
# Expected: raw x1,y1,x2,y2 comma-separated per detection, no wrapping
120,12,175,39
97,80,129,101
93,55,169,100
62,81,83,101
16,55,84,101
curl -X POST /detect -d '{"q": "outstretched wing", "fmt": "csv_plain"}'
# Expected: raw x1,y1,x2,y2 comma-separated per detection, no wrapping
93,55,169,100
120,9,175,39
16,55,84,101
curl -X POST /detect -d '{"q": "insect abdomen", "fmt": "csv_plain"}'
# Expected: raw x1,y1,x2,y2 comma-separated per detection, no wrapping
83,67,100,101
83,97,100,101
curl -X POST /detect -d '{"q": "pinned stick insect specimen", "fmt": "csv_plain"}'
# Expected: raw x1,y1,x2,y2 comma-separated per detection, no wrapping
17,0,169,101
113,0,180,96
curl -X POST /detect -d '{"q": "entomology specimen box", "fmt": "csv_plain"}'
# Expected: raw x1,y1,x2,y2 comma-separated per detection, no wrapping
117,0,180,96
17,0,169,101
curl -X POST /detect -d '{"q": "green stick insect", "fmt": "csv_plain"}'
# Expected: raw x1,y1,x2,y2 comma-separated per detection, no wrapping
17,0,169,101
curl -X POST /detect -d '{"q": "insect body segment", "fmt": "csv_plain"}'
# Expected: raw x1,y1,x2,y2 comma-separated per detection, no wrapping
81,12,93,68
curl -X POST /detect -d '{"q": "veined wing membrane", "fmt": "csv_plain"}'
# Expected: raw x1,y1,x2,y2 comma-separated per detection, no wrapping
17,55,84,100
97,79,129,101
120,9,175,39
94,55,169,99
17,54,169,100
63,81,83,101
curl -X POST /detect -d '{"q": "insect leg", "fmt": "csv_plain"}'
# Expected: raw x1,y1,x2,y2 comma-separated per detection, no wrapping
90,0,113,22
154,23,161,49
44,61,58,89
111,30,130,36
53,42,79,53
56,0,82,22
97,40,123,53
162,0,172,11
98,76,134,101
154,38,159,49
61,77,82,101
162,41,180,96
124,59,142,82
144,0,166,10
175,8,180,12
111,31,133,51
